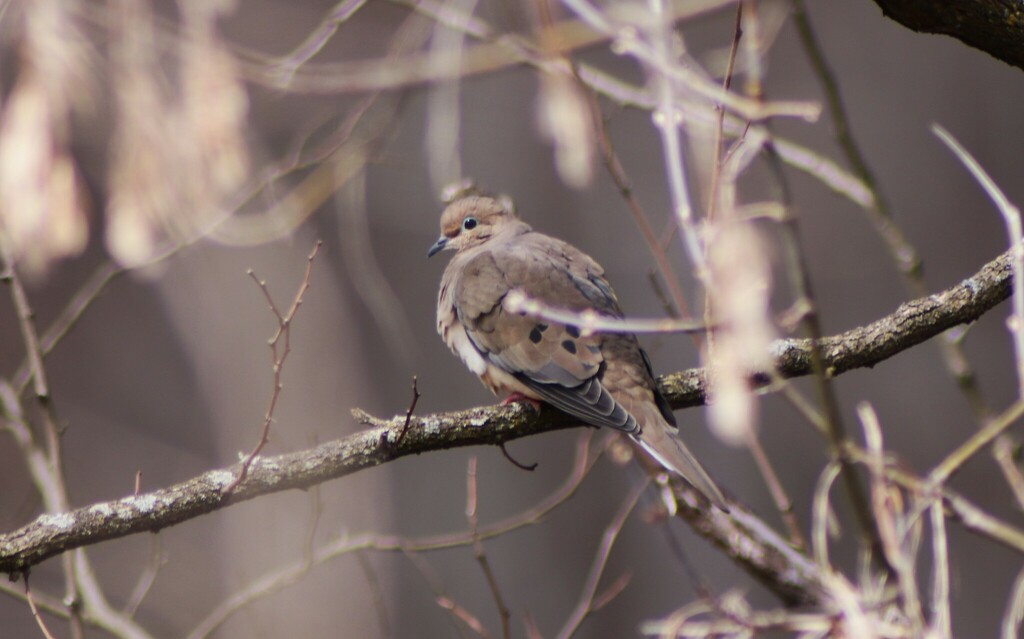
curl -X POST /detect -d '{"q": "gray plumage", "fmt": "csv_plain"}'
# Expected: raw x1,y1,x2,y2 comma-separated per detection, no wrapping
430,194,727,511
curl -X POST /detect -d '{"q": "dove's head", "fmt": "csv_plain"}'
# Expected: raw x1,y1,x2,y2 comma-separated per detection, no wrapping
427,195,527,257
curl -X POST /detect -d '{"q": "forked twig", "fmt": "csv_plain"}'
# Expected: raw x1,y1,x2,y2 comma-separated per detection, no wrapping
394,376,420,448
556,477,648,639
225,240,323,494
404,549,490,639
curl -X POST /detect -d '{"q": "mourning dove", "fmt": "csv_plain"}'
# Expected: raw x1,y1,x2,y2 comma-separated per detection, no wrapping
429,192,728,511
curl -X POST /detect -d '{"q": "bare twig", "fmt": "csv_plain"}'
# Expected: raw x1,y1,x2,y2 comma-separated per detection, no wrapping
226,240,323,493
705,3,744,224
570,55,693,323
502,290,709,335
933,124,1024,398
811,461,841,570
354,551,391,638
859,402,923,633
273,0,369,84
24,574,57,639
791,0,917,275
1003,564,1024,639
523,612,544,639
405,550,490,639
122,537,163,618
2,240,85,634
929,501,951,638
467,457,511,639
764,136,882,567
929,400,1024,485
0,579,65,620
556,477,648,639
642,0,709,285
13,261,123,396
395,376,421,449
589,571,631,613
745,430,806,551
498,442,538,471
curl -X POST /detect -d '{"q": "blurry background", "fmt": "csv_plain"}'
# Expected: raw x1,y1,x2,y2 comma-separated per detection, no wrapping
1,0,1023,637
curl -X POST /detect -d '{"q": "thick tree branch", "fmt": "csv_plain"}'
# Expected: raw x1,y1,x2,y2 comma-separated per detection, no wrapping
872,0,1024,72
0,249,1013,603
662,248,1012,407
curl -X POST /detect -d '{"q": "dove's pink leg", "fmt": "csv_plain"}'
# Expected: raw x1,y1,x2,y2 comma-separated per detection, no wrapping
501,392,542,412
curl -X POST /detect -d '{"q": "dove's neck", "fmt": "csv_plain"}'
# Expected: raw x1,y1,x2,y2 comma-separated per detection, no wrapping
500,219,531,237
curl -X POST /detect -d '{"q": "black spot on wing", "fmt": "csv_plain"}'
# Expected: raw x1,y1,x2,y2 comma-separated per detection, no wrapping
529,326,543,344
566,324,580,338
561,340,577,354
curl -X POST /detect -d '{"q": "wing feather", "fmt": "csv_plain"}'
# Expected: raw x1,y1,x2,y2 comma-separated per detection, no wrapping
454,234,639,433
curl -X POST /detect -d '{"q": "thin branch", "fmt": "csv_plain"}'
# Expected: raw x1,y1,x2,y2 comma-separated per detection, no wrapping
1,257,50,401
589,571,631,613
395,376,420,449
502,290,709,335
929,400,1024,485
733,1,880,564
811,461,842,570
466,457,511,639
2,235,86,634
497,442,538,471
705,3,744,224
122,537,163,618
929,501,951,639
556,477,648,639
859,402,923,633
570,56,693,323
765,140,883,570
933,124,1024,398
226,240,322,493
642,0,709,285
745,430,806,551
24,574,58,639
1003,564,1024,639
354,551,391,639
405,550,490,639
13,261,123,396
272,0,369,84
791,0,918,275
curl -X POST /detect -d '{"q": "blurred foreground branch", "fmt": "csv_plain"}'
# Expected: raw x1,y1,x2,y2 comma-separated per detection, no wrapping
0,247,1014,602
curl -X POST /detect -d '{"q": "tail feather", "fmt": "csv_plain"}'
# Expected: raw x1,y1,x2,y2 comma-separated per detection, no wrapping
632,416,729,512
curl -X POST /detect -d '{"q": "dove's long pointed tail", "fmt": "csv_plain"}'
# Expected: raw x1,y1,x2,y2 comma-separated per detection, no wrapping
631,419,729,512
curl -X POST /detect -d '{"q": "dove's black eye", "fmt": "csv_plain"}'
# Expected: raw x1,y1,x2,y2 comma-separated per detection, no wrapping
461,217,478,231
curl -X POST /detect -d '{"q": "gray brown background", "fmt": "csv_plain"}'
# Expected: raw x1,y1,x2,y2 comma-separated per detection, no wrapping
2,1,1022,637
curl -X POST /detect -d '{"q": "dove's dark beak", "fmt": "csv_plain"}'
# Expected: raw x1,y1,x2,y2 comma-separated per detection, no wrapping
427,236,448,258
